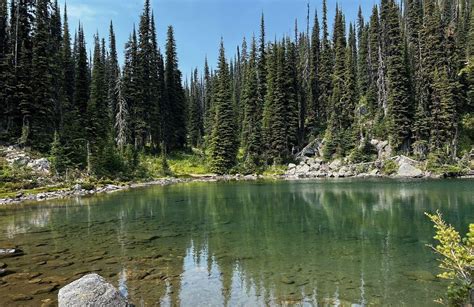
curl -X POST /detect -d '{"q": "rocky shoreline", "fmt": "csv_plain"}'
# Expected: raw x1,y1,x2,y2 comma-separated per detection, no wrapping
0,174,262,206
285,155,429,179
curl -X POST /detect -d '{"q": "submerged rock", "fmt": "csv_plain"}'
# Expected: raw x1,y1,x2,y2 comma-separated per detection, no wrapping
0,248,24,259
58,273,128,307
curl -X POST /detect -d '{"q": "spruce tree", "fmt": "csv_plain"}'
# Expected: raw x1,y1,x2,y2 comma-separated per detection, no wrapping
210,41,238,174
307,10,320,135
30,0,54,150
122,28,139,150
107,22,120,134
163,26,186,151
188,68,203,147
318,0,333,133
242,37,262,170
357,6,370,96
385,0,412,152
0,0,8,138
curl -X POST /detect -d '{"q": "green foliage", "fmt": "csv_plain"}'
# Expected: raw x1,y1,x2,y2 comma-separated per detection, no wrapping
425,211,473,306
49,132,68,175
349,140,377,163
426,152,467,176
382,159,398,175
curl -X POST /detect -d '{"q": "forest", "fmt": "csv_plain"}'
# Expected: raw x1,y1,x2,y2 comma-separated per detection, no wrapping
0,0,473,176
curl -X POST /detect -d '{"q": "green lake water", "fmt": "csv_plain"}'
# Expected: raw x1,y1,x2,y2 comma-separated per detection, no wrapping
0,179,472,306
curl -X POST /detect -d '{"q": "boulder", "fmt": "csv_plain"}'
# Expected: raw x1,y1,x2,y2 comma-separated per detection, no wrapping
288,163,296,170
296,164,310,174
396,163,423,178
58,274,128,307
329,159,342,171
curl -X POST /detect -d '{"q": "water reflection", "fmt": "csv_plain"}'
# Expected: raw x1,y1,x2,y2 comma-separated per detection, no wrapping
0,179,472,306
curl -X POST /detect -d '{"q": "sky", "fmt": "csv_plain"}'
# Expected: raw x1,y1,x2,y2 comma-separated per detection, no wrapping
66,0,379,77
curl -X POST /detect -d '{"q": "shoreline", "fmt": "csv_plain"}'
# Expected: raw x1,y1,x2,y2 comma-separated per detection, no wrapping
1,173,472,206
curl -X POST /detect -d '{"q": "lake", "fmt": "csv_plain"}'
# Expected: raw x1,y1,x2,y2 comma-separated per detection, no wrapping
0,179,472,306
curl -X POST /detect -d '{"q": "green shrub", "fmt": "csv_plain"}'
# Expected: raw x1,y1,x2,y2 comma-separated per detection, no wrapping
426,211,473,306
382,160,398,175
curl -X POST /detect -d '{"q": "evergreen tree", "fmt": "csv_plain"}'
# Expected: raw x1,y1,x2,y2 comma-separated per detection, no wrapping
431,67,457,155
163,26,186,151
30,0,54,150
357,6,370,96
107,22,120,134
242,37,262,170
307,10,320,135
323,8,347,159
122,28,139,150
210,41,238,174
385,0,412,152
188,68,203,147
318,0,333,133
0,0,8,138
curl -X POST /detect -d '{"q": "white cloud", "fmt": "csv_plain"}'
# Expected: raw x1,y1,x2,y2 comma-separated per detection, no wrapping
68,3,118,22
68,4,96,21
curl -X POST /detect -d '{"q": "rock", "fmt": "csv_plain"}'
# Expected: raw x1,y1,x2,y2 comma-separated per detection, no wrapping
296,164,310,174
58,274,128,307
0,248,24,259
369,169,379,176
0,262,6,268
309,164,320,172
288,163,296,170
34,284,59,295
10,294,33,302
329,159,342,171
73,184,82,191
396,163,423,178
403,270,437,282
0,268,14,277
302,147,316,157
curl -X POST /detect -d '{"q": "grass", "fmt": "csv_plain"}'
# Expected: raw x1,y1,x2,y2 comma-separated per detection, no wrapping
262,165,287,177
140,151,210,178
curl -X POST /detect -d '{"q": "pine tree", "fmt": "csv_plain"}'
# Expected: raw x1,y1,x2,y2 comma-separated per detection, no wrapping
30,0,54,150
357,6,370,96
12,0,34,146
50,0,62,131
107,22,120,134
0,0,8,138
367,5,381,112
242,36,262,170
385,0,412,152
323,8,346,159
318,0,333,133
88,34,108,150
431,67,457,155
307,10,320,135
188,68,203,147
210,40,238,174
122,27,139,150
285,38,300,155
257,14,267,126
149,12,163,150
163,26,186,151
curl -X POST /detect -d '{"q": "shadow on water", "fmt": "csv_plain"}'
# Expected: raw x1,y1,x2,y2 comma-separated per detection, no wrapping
0,179,472,306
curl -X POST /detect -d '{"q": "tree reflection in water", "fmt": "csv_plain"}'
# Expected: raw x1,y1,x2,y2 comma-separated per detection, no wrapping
0,179,471,306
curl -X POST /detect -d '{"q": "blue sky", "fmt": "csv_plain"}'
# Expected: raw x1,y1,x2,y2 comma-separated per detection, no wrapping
66,0,378,77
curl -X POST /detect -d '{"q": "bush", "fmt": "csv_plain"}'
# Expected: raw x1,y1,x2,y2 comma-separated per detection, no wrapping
425,211,473,306
382,160,398,175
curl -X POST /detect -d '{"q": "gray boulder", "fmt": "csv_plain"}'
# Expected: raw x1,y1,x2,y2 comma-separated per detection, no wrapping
396,163,423,178
58,274,128,307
